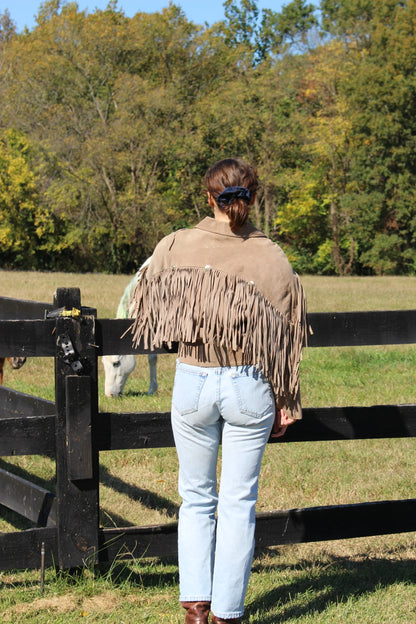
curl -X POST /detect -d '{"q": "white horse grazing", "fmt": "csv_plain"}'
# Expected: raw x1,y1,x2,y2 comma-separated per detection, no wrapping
102,258,158,397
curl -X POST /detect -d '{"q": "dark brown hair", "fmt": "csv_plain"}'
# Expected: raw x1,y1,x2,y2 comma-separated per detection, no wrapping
204,158,259,232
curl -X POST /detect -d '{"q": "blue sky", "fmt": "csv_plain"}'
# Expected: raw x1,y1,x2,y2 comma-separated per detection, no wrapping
6,1,289,32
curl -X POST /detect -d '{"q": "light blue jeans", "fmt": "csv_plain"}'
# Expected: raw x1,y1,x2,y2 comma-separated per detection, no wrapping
171,360,275,619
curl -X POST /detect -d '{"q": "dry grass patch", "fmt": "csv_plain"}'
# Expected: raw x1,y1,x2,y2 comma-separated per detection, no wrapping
2,271,416,315
0,270,131,318
300,275,416,312
4,594,79,620
3,591,120,620
3,590,133,622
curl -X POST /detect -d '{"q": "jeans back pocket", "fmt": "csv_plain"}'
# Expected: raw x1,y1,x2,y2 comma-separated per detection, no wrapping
230,367,274,419
172,366,208,415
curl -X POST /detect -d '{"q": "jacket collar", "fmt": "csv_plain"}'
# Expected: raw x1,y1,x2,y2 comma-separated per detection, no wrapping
195,217,266,239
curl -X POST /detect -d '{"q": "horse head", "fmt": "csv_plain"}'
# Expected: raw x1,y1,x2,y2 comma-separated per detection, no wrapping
102,257,158,398
102,354,136,397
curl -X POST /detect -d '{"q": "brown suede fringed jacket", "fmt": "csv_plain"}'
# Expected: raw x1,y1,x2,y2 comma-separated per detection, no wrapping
130,217,307,420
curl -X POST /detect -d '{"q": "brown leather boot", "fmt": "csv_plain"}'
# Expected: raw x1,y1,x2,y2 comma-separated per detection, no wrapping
181,601,211,624
211,616,241,624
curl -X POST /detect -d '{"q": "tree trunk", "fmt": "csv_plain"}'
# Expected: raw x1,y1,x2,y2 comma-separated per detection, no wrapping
330,195,344,275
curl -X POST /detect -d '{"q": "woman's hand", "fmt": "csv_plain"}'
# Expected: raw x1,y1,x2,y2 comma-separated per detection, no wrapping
270,408,297,438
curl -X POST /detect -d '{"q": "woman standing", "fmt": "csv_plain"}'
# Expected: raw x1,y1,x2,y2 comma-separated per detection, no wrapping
130,158,307,624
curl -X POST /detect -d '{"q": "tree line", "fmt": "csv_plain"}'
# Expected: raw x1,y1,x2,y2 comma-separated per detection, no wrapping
1,0,415,275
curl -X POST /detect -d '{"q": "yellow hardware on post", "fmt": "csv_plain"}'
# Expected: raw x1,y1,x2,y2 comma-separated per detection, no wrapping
61,308,81,318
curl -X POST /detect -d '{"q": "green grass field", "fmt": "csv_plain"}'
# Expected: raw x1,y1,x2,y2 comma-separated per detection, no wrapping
1,271,416,623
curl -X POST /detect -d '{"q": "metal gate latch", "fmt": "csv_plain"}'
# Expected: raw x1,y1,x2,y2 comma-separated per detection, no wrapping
58,334,84,373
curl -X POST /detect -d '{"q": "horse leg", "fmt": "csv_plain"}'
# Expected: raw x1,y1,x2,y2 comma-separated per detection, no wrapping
147,354,158,395
0,358,4,385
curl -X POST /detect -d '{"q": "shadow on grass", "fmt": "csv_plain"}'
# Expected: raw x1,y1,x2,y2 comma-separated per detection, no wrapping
0,458,55,492
100,507,137,528
99,464,179,520
96,556,179,589
0,458,178,531
246,551,416,622
95,549,416,621
122,389,151,398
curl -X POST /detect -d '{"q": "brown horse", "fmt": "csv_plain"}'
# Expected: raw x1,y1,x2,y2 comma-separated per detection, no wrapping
0,357,27,385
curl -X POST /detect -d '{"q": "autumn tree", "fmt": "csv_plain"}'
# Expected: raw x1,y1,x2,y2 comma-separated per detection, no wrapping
321,0,416,273
0,129,70,269
1,0,416,275
3,2,210,271
289,40,355,274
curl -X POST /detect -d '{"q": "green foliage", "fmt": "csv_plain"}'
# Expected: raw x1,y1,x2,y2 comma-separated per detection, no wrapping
0,0,416,274
275,172,328,250
259,0,318,56
360,232,403,275
223,0,259,46
0,129,69,269
0,9,16,41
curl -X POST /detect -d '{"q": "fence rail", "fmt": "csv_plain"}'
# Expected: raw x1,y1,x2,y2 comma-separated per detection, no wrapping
0,292,415,571
2,310,416,360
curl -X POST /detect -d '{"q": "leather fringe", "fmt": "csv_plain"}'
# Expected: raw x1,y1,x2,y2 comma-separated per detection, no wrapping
129,266,306,398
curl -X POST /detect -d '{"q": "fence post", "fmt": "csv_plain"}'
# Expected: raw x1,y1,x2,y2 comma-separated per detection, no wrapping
53,288,99,570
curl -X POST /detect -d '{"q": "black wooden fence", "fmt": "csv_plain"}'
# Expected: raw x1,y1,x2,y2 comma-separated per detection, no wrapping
0,288,416,572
